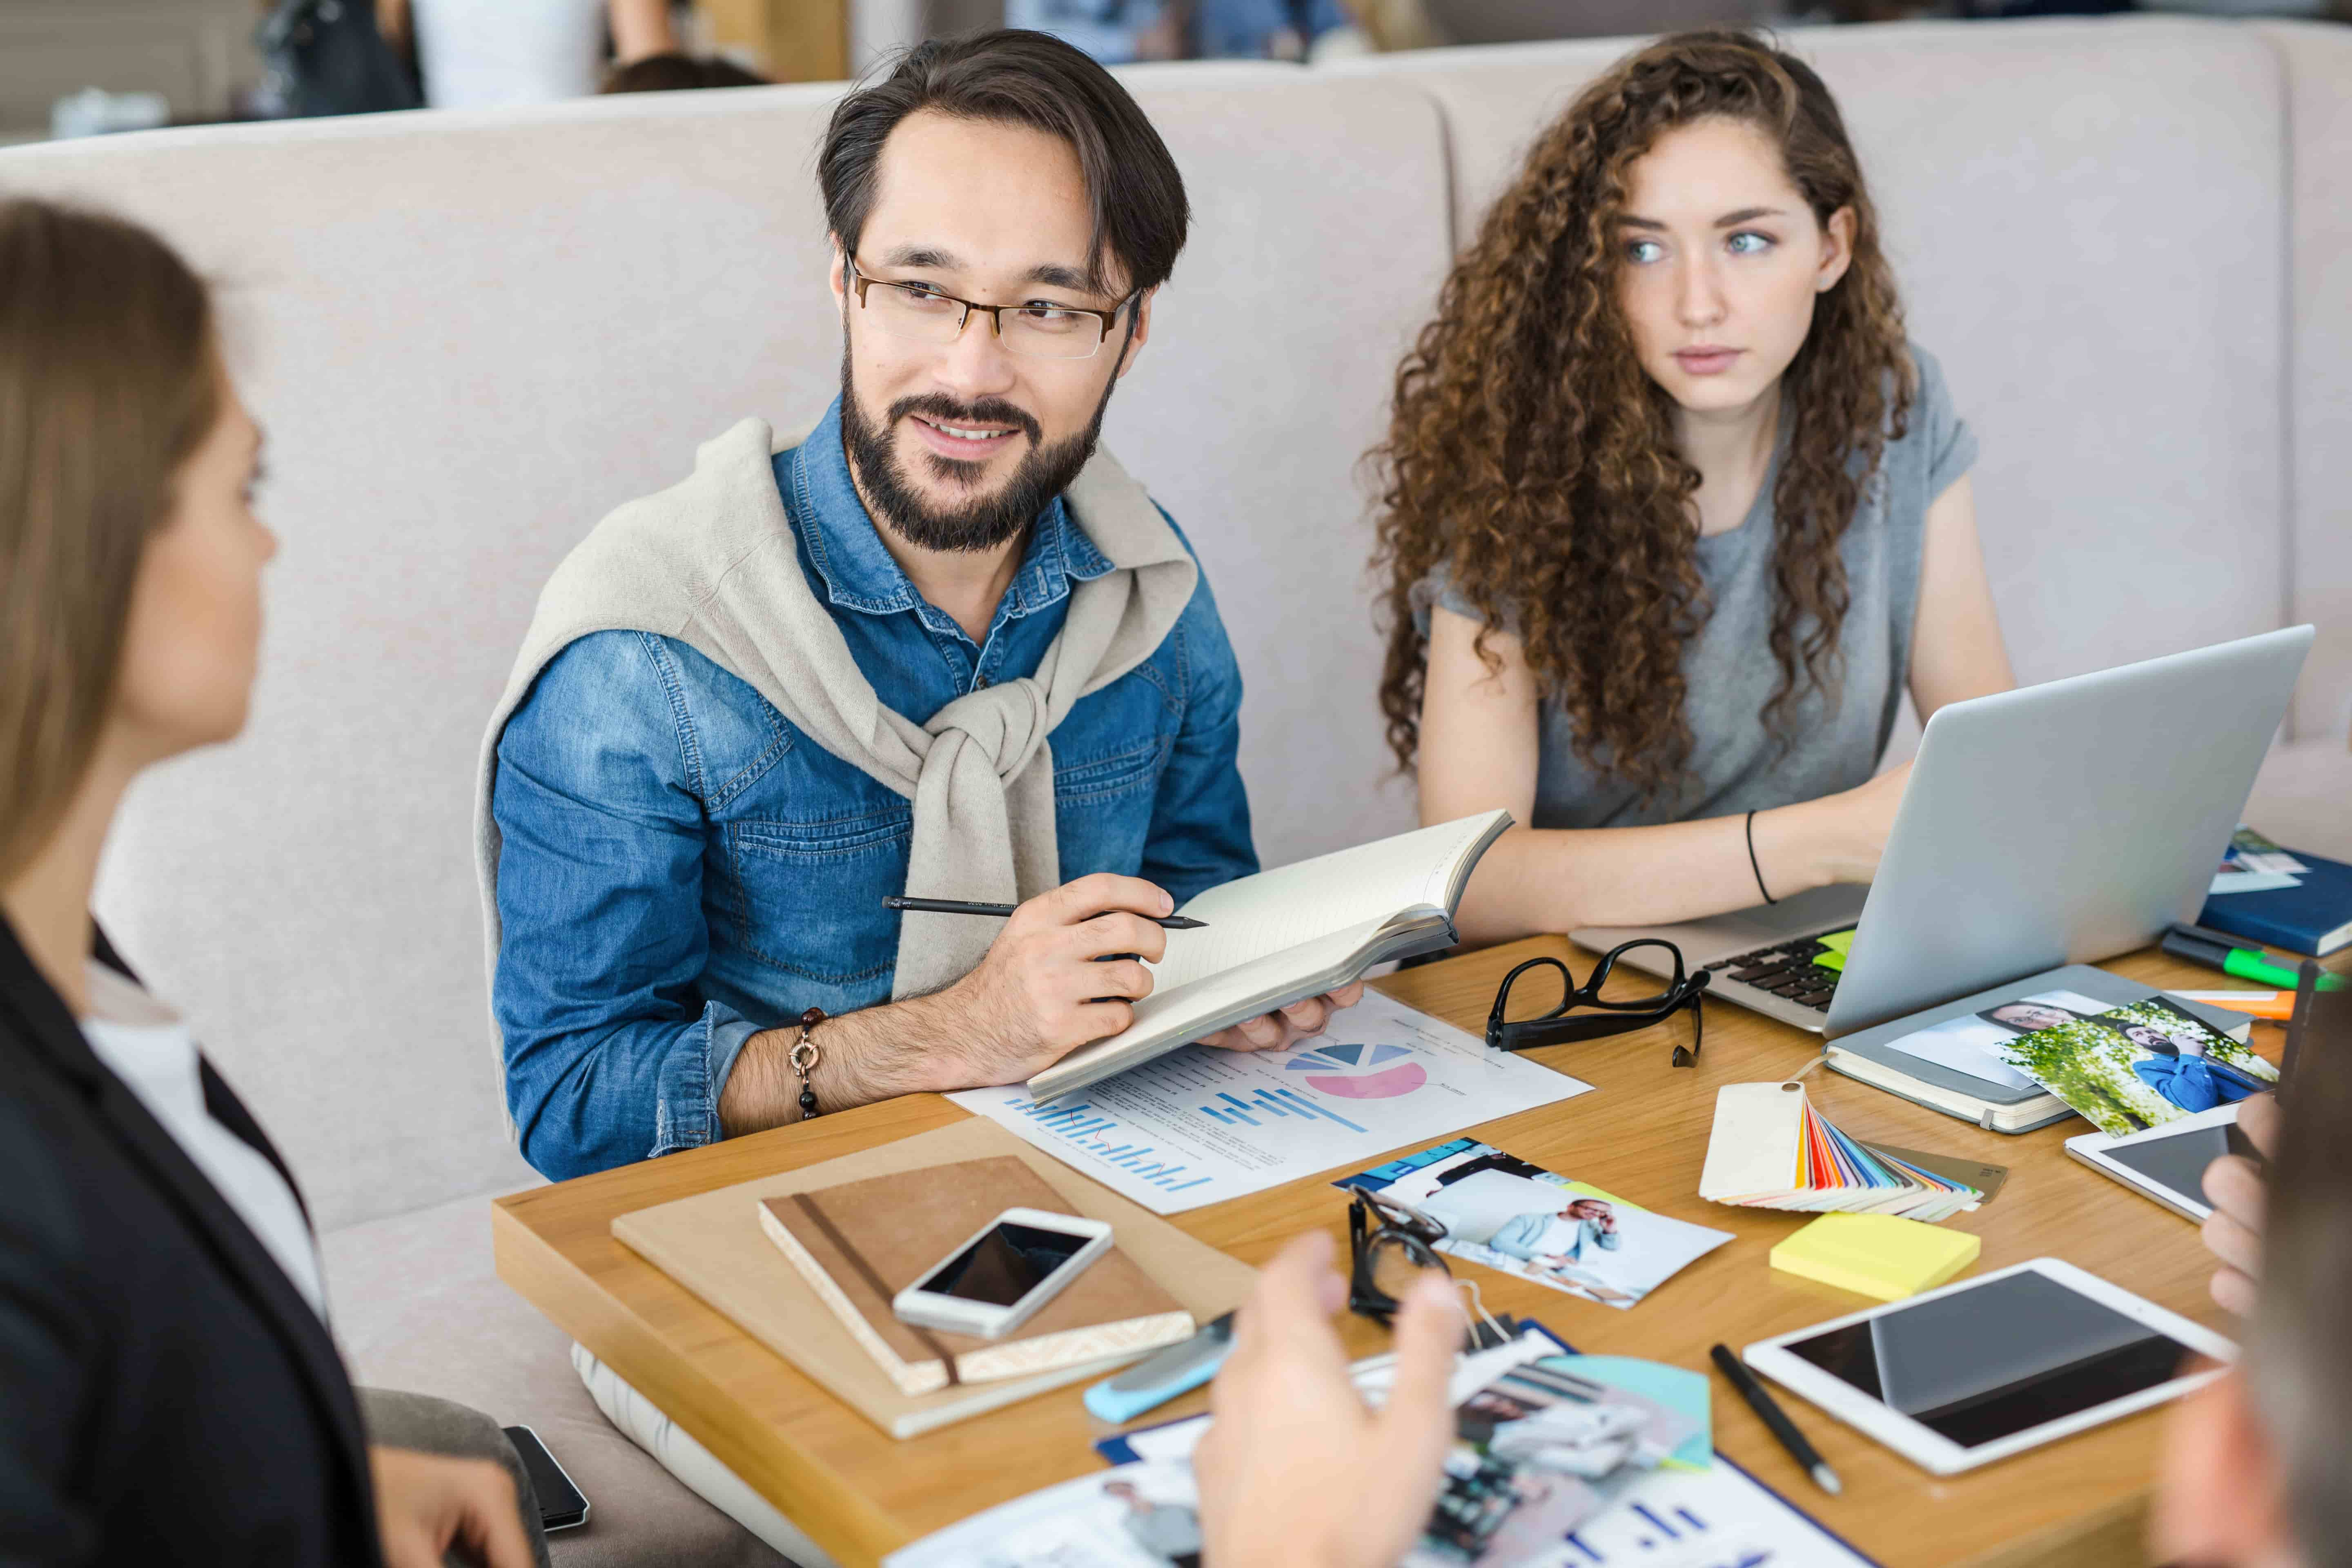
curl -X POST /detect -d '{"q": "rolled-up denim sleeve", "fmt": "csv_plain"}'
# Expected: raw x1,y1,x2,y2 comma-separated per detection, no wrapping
490,631,755,1181
1139,517,1259,905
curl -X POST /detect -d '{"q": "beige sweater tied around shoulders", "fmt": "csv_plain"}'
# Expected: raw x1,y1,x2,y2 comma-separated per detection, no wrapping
472,416,1198,1007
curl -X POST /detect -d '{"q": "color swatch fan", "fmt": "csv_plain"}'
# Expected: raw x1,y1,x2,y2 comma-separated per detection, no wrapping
1697,1081,1982,1221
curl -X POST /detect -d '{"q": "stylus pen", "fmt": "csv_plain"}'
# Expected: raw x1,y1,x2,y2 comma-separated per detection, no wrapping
1710,1343,1842,1495
882,896,1208,931
2163,927,2345,992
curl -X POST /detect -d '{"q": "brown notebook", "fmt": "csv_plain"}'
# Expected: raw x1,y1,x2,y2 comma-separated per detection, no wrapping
610,1117,1256,1439
758,1156,1194,1396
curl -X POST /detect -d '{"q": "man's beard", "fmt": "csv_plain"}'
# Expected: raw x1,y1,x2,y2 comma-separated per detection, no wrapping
839,355,1114,555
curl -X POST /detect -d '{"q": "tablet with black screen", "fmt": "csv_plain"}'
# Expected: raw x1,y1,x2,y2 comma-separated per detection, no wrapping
2065,1104,2260,1221
1744,1259,2233,1474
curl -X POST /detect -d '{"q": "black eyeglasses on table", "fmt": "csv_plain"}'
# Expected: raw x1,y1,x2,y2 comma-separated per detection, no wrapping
1345,1188,1452,1325
1483,938,1711,1068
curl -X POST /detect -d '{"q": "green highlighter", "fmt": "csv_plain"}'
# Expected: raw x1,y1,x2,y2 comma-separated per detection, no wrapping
2164,924,2346,991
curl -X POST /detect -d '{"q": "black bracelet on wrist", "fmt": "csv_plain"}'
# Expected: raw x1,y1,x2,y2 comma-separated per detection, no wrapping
788,1007,826,1120
1744,809,1777,906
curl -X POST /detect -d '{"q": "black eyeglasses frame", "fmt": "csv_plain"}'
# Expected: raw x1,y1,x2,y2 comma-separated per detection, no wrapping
1345,1188,1450,1325
1482,939,1711,1068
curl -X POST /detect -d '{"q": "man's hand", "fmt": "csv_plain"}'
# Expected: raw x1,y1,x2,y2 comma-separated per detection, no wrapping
1197,982,1366,1053
1195,1232,1460,1568
933,873,1172,1083
2202,1092,2281,1316
370,1446,533,1568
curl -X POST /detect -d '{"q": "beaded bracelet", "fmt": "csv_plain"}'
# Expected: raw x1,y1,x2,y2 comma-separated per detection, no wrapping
788,1007,827,1120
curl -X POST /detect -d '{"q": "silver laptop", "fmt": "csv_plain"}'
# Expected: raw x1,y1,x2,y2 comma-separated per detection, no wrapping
1573,626,2314,1038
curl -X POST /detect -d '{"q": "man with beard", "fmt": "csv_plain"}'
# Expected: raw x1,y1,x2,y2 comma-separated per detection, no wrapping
478,28,1356,1187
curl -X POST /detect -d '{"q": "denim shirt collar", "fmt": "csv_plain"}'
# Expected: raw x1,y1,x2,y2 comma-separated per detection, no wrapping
782,399,1116,635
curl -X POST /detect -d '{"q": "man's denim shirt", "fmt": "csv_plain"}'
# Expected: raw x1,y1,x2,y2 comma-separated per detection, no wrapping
492,402,1258,1180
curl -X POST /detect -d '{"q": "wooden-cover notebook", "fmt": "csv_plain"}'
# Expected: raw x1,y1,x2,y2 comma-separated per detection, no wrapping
1029,808,1513,1100
758,1156,1194,1396
610,1117,1256,1439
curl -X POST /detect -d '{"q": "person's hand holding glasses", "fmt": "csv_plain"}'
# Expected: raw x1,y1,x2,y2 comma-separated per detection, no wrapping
1484,939,1710,1069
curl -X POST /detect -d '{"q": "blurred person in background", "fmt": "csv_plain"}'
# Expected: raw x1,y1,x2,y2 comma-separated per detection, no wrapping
394,0,682,108
603,52,771,93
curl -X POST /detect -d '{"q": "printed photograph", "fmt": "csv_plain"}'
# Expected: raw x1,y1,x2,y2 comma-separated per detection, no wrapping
1337,1140,1731,1310
1993,997,2279,1137
889,1461,1206,1568
1408,1352,1709,1566
1878,988,2111,1090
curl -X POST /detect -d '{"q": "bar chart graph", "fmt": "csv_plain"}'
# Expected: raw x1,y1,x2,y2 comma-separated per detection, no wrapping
1007,1098,1216,1194
1196,1086,1370,1134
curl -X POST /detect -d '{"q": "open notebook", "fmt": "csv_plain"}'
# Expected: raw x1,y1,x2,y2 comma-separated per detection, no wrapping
1027,808,1513,1100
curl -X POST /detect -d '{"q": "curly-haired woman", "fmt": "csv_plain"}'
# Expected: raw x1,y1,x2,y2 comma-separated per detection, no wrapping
1373,31,2015,942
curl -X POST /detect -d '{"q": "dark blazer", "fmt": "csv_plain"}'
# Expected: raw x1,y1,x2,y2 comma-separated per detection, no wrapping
0,916,381,1566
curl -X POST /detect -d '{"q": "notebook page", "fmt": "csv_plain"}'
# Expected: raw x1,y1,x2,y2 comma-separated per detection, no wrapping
1149,815,1501,991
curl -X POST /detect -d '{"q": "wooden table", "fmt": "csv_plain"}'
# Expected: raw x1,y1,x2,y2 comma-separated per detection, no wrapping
495,937,2306,1568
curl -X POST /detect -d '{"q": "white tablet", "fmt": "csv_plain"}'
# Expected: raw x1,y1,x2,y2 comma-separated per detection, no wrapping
1743,1258,2233,1475
2065,1104,2260,1222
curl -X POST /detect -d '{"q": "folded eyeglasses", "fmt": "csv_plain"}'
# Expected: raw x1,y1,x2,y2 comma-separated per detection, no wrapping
1483,938,1711,1069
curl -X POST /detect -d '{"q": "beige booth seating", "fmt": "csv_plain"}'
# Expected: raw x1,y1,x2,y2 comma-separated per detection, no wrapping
0,14,2342,1564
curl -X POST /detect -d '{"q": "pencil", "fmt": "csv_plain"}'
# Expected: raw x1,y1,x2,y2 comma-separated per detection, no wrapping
881,896,1208,930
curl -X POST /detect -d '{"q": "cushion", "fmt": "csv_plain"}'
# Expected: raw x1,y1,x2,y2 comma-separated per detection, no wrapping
2245,739,2352,867
320,1189,785,1568
2258,22,2352,744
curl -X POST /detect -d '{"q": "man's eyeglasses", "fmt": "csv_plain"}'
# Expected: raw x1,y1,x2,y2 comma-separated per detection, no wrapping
1484,939,1710,1068
845,256,1133,362
1346,1188,1450,1325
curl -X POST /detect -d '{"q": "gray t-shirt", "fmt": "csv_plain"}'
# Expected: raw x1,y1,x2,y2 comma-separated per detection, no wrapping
1415,344,1976,830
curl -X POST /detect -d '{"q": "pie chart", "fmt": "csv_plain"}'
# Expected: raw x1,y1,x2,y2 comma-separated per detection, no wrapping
1286,1042,1428,1099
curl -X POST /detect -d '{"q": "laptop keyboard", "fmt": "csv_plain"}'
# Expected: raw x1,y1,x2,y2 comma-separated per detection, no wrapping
1702,933,1849,1013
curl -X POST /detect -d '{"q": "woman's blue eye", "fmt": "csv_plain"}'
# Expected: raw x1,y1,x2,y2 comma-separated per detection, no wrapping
1727,231,1773,256
1626,239,1665,265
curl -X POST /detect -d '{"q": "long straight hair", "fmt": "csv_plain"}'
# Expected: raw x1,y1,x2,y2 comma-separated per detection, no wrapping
0,200,219,882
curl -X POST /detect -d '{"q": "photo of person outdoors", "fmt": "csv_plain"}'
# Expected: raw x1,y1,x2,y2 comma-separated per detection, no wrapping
2102,1000,2274,1114
1993,997,2278,1137
1338,1140,1729,1309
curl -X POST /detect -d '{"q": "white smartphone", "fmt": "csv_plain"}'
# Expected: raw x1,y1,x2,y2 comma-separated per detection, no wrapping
1742,1257,2234,1475
2065,1103,2260,1222
891,1207,1115,1340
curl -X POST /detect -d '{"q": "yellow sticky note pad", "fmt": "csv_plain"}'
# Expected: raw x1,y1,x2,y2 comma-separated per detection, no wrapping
1769,1212,1980,1302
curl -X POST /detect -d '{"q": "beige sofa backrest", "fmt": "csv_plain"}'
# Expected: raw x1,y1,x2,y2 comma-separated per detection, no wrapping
0,73,1448,1227
1330,16,2333,737
0,19,2339,1224
2262,22,2352,747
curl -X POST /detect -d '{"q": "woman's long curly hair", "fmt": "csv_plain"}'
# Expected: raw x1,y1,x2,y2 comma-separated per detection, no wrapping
1371,30,1912,801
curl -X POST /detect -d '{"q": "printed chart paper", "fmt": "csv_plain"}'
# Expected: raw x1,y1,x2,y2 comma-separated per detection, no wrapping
950,990,1592,1215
